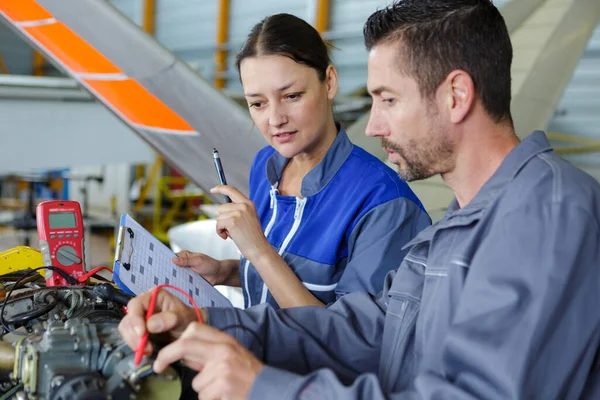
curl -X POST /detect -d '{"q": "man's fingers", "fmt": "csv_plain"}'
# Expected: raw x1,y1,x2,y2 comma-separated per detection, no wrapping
191,365,224,399
146,311,184,334
118,313,146,350
152,322,236,373
153,338,206,373
119,291,154,342
210,185,248,203
181,322,235,343
124,291,150,319
153,339,192,373
119,289,190,339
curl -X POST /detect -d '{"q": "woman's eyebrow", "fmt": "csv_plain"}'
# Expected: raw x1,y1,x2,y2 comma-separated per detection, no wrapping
245,81,296,98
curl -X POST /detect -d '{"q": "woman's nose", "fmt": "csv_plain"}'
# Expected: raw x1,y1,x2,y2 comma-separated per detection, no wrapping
268,104,288,127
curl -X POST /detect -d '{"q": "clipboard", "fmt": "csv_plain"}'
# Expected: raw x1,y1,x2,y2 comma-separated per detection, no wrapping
113,214,232,308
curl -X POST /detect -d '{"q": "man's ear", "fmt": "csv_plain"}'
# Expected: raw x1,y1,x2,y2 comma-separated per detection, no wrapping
443,70,475,124
325,65,339,100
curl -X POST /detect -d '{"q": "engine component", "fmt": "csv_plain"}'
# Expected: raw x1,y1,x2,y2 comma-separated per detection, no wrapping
0,255,185,399
1,286,124,337
92,283,133,307
11,318,181,400
0,342,15,371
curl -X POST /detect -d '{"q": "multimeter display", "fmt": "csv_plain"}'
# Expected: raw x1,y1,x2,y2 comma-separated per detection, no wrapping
48,212,77,229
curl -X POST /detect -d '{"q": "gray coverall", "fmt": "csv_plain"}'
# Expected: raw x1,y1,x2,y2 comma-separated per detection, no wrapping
206,131,600,399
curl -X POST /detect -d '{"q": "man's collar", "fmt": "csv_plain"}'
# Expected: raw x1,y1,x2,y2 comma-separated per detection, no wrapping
446,130,553,216
403,131,553,250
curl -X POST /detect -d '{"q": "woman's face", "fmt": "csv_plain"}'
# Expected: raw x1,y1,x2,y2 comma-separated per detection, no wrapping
240,55,337,159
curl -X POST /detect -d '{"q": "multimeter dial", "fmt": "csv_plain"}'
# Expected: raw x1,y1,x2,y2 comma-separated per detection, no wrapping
56,245,82,266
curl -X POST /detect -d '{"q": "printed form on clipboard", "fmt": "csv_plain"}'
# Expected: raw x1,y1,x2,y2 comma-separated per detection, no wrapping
113,214,232,308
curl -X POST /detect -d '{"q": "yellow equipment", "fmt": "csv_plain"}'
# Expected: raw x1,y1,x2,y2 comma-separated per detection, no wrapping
0,246,45,277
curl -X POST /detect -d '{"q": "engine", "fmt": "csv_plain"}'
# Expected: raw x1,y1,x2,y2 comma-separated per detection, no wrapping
10,318,180,400
0,280,181,400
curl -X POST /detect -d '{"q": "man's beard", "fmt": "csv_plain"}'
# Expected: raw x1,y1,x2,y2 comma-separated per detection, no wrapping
382,133,453,182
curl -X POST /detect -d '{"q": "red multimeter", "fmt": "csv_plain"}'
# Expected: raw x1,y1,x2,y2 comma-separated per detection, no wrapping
36,200,86,286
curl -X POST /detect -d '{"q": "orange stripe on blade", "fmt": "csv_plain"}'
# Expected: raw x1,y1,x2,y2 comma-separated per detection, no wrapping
23,22,122,74
0,0,53,22
83,78,195,132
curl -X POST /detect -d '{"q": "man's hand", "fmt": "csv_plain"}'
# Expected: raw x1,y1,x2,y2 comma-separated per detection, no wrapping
210,185,271,262
154,322,264,400
172,250,232,286
118,289,198,356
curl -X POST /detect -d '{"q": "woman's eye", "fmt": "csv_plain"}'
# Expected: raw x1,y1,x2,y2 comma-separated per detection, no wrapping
286,92,303,100
249,102,263,109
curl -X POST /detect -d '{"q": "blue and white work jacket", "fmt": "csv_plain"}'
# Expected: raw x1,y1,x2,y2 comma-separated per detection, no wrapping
240,125,430,308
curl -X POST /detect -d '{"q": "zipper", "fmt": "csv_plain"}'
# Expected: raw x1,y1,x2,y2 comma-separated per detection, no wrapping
244,186,278,308
264,186,278,236
259,196,307,304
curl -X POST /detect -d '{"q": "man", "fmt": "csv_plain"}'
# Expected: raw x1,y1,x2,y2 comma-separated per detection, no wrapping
119,0,600,398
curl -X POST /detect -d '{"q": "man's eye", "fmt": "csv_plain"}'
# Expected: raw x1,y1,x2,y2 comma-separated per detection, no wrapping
249,102,263,109
382,98,396,106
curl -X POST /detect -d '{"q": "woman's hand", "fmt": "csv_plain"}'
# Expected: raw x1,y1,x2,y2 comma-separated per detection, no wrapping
210,185,272,262
172,250,232,286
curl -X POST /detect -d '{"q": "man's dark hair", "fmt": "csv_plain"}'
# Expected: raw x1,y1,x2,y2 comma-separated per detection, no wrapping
236,13,332,82
364,0,513,124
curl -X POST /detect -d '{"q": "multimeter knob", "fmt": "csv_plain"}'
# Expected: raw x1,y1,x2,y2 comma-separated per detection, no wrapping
56,245,81,266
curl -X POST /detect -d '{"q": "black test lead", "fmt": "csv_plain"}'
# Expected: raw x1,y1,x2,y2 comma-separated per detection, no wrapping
213,148,232,203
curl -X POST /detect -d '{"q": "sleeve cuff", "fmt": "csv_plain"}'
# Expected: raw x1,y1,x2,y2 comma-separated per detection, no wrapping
205,307,240,338
248,366,305,400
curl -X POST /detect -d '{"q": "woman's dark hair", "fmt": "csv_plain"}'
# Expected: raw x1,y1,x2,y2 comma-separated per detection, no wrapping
236,13,332,82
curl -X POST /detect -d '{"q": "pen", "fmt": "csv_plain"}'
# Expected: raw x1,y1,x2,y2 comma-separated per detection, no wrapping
213,148,232,203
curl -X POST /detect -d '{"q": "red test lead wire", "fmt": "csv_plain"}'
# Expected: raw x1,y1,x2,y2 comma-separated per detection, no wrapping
133,284,203,367
77,265,114,283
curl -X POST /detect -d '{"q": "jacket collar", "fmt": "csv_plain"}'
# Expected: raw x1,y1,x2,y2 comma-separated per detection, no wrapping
264,123,354,197
446,130,553,217
402,130,553,249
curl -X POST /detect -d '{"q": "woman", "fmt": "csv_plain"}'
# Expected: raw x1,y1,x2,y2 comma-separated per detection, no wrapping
173,13,430,309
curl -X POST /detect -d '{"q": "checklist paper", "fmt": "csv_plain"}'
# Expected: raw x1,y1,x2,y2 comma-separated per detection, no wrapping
113,214,232,308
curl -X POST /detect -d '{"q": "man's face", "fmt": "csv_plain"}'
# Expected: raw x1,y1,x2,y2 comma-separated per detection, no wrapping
366,42,454,182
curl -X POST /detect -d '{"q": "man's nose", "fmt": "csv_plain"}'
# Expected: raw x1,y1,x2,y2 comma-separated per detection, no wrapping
365,108,387,138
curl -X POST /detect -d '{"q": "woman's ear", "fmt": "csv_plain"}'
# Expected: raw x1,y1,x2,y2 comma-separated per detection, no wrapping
325,65,339,100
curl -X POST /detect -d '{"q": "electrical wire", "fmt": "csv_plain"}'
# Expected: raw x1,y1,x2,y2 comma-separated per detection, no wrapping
134,284,203,366
2,294,58,325
76,265,113,284
0,267,76,336
63,290,82,319
0,382,23,400
135,284,265,365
